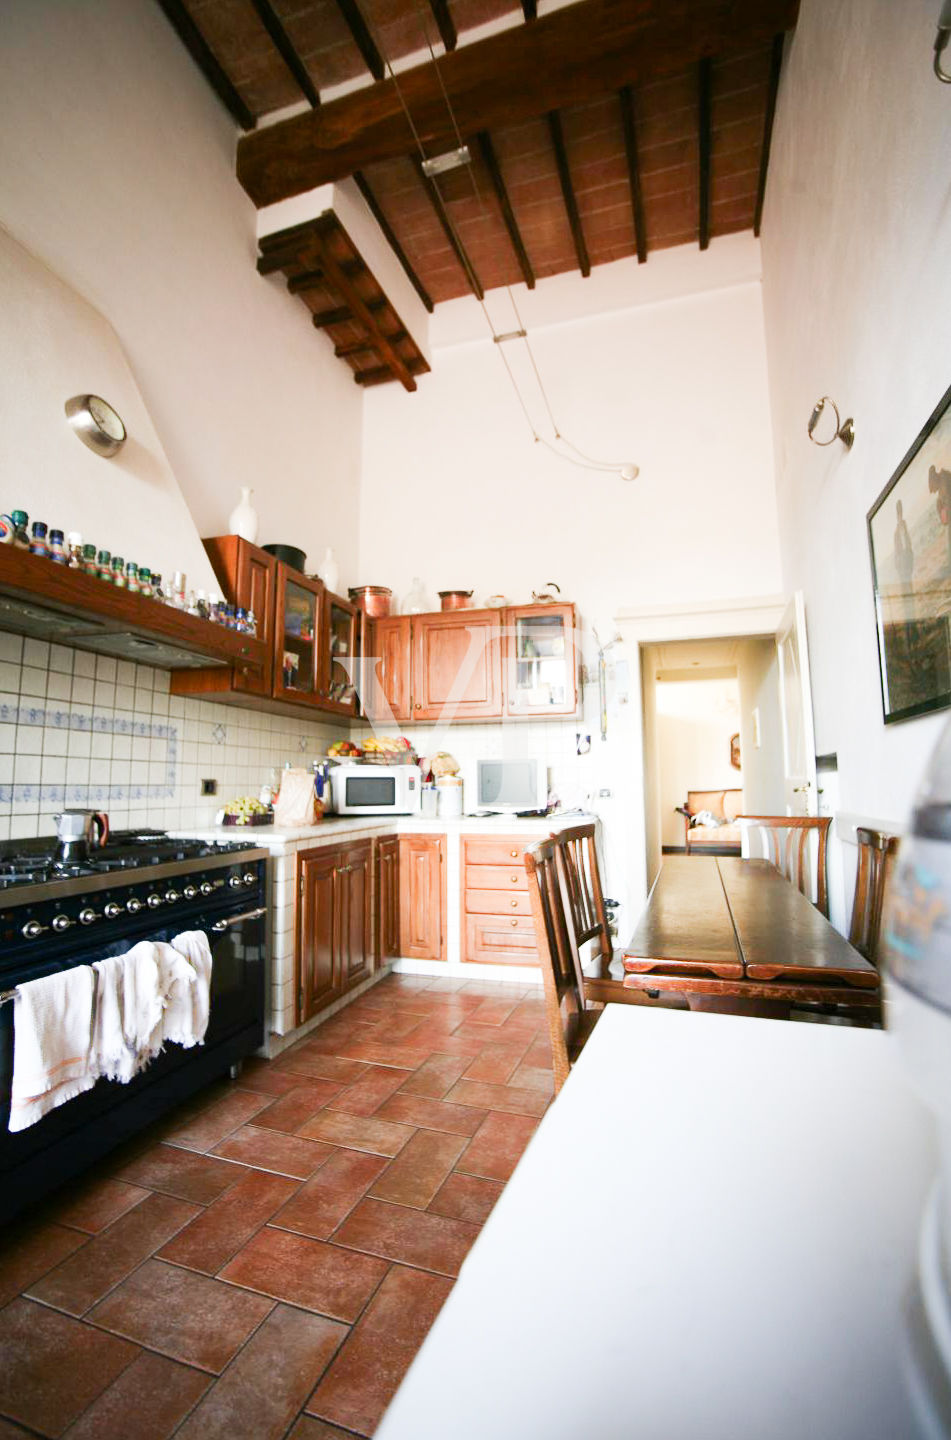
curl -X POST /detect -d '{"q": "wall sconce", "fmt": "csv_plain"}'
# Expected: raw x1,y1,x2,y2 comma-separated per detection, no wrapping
807,396,855,449
935,0,951,81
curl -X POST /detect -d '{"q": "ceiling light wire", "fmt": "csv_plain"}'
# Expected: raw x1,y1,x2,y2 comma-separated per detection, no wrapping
362,5,636,477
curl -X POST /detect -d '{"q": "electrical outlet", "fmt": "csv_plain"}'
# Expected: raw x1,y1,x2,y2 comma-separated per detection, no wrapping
201,779,218,796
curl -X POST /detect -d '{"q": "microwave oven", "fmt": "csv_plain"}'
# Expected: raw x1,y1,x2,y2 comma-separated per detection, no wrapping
333,762,422,816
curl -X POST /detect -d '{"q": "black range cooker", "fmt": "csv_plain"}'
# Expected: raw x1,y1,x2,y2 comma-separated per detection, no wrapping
0,830,268,1224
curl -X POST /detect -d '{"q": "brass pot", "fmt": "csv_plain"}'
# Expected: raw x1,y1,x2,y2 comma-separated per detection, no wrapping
438,590,473,611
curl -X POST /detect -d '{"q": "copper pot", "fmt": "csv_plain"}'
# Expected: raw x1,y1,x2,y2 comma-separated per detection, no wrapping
438,590,473,611
348,585,392,618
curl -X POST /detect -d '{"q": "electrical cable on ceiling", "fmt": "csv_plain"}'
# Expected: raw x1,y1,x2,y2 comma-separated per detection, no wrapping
366,0,639,481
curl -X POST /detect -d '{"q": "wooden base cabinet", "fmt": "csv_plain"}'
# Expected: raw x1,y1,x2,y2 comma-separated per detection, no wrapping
297,839,374,1024
461,834,544,965
399,835,446,961
377,834,401,963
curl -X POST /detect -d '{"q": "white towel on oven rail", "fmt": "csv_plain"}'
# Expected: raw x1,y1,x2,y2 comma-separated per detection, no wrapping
170,931,213,1045
9,965,96,1132
92,943,165,1083
150,942,199,1050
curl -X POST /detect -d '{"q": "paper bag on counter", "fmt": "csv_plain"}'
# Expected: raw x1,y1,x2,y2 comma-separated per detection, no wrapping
273,768,320,827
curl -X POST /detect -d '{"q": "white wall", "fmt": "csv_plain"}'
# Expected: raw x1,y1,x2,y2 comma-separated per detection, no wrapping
761,0,951,824
0,0,363,586
655,677,742,849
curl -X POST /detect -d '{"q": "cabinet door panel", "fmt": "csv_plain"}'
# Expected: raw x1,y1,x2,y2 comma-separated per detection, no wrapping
321,592,360,718
377,835,401,961
274,565,323,705
365,616,412,722
298,849,338,1022
399,835,445,960
340,841,374,990
411,611,502,721
502,603,578,718
203,535,276,697
465,914,538,965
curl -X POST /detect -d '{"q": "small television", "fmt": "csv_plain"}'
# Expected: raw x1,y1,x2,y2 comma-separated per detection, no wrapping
468,757,549,815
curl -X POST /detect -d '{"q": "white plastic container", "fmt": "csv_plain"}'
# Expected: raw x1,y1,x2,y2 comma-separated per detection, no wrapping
436,776,463,818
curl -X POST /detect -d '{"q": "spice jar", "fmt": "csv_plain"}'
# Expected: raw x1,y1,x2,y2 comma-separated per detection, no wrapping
10,512,29,549
66,532,83,568
30,522,49,558
48,529,67,564
150,573,162,600
138,567,152,599
82,544,98,576
111,555,126,588
97,549,112,582
125,561,139,594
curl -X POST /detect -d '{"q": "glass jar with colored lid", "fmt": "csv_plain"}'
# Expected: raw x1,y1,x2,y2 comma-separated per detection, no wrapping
111,556,126,588
48,529,67,564
82,544,98,575
97,549,112,581
10,511,29,549
29,522,49,558
125,561,139,594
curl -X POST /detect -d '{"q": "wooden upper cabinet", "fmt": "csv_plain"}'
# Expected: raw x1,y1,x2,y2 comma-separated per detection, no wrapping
273,564,324,706
320,591,360,718
364,615,412,722
192,534,277,696
411,609,502,721
503,602,578,718
400,834,445,961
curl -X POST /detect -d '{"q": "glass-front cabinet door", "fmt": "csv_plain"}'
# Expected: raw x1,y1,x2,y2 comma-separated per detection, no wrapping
321,592,360,718
273,565,323,705
503,603,578,717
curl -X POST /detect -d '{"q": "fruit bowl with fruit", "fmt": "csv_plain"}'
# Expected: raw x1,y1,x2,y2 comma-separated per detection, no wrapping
218,797,273,826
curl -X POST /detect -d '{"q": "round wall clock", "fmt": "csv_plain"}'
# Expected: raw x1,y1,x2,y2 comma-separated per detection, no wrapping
65,394,127,457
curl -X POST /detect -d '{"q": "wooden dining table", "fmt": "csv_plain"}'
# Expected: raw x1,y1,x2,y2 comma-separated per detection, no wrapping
622,855,880,1014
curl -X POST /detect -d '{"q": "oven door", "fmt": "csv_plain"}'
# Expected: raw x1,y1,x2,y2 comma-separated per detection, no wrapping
0,901,266,1218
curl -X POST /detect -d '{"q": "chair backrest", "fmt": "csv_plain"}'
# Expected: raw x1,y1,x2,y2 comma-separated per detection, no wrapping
738,815,832,917
548,823,613,979
524,837,586,1091
849,827,901,965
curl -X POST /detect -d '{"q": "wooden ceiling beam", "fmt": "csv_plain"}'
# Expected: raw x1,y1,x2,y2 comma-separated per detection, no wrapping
249,0,320,108
236,0,800,206
618,85,647,264
697,56,712,250
155,0,255,131
428,0,457,53
355,357,430,387
754,34,785,235
307,232,419,390
311,302,386,327
334,0,386,82
411,158,485,302
353,172,435,313
548,111,590,278
476,133,535,290
335,330,407,357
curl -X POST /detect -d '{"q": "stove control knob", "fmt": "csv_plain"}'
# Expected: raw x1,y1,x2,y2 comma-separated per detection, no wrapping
164,889,181,905
243,872,256,886
52,914,74,932
200,882,213,897
229,875,242,889
183,885,198,900
21,919,48,939
78,907,100,926
146,894,164,909
104,903,122,920
126,897,143,914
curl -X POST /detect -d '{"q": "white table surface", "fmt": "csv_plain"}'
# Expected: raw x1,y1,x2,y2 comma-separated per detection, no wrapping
376,1006,936,1440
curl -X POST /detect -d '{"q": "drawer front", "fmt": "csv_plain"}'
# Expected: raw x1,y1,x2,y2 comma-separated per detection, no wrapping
462,836,542,867
465,888,533,916
465,914,538,965
464,863,528,892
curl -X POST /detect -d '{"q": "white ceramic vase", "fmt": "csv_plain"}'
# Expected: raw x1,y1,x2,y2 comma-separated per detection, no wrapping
318,546,340,594
228,487,259,544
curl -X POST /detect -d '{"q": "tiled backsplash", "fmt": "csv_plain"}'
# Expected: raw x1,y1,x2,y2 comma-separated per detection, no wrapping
0,634,339,842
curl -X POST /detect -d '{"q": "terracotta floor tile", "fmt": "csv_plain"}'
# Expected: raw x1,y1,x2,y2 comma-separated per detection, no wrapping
509,1061,556,1094
396,1051,471,1099
253,1081,346,1133
157,1169,299,1274
287,1417,356,1440
0,1419,33,1437
88,1259,273,1373
175,1303,345,1440
462,1040,530,1085
161,1088,271,1152
62,1350,211,1440
333,1198,478,1277
0,1297,138,1437
444,1077,549,1117
275,1052,371,1084
521,1036,555,1070
218,1226,387,1321
212,1124,335,1179
368,1130,468,1210
307,1264,453,1436
50,1177,150,1235
330,1040,432,1069
234,1058,305,1095
299,1109,415,1157
0,1223,89,1309
375,1091,487,1137
327,1064,410,1118
457,1110,539,1181
270,1150,390,1241
28,1192,199,1316
466,995,521,1026
427,1171,505,1225
112,1143,248,1204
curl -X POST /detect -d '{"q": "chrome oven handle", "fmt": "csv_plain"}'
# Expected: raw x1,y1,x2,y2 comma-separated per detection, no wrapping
211,906,267,932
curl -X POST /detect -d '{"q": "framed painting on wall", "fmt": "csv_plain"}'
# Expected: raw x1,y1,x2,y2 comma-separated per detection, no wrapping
868,381,951,724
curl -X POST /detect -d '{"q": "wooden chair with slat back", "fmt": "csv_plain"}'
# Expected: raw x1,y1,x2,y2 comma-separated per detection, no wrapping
738,815,832,917
524,837,600,1093
849,827,901,965
549,823,614,981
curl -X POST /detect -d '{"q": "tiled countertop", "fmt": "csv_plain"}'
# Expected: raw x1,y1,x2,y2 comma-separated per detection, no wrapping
172,811,591,851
